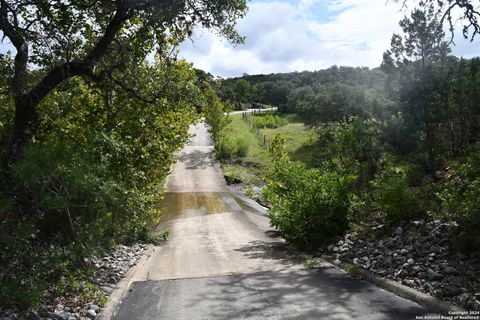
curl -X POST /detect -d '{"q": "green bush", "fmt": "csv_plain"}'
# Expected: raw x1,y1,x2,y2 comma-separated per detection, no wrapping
318,119,382,185
372,156,421,224
264,161,356,249
437,142,480,250
251,113,288,128
0,219,104,308
217,134,250,159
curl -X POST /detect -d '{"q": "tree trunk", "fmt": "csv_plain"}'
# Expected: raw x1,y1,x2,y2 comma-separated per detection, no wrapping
7,97,36,163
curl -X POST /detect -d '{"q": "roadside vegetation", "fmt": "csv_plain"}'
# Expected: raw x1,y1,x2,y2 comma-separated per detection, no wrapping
250,113,319,167
215,3,480,251
209,114,271,186
0,0,479,312
0,0,246,310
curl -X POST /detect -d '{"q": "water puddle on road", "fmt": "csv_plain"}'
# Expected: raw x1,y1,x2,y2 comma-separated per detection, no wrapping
158,192,244,222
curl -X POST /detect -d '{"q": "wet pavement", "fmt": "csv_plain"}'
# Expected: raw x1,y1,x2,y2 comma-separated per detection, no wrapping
158,192,243,221
112,121,433,319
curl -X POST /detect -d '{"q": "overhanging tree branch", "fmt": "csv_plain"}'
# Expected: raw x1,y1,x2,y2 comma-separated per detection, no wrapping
0,0,247,169
0,0,28,99
26,6,131,108
2,2,132,166
393,0,480,41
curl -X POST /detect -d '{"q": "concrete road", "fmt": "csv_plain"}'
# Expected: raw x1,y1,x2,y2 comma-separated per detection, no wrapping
164,124,224,193
113,121,432,319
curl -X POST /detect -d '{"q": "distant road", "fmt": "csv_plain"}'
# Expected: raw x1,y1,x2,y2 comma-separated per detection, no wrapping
227,106,277,116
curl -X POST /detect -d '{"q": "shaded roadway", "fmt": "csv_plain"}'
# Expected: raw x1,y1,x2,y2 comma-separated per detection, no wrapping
113,120,433,319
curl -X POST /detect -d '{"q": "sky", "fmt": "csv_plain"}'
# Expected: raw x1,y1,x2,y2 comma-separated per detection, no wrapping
178,0,480,78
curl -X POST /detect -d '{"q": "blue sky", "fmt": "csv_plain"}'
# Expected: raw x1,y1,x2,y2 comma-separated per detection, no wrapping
179,0,480,77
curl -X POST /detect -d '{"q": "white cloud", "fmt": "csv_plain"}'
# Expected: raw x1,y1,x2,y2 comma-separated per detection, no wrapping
179,0,480,78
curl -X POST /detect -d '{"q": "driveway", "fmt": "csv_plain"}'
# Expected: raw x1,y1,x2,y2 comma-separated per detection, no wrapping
112,122,432,319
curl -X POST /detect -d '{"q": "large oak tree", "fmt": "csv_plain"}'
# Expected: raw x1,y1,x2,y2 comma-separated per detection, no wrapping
0,0,246,168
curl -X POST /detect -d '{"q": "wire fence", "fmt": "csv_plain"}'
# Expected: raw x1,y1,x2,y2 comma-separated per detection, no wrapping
242,109,276,150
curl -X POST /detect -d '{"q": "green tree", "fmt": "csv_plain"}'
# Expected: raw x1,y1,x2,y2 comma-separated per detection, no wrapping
286,85,314,113
0,0,247,168
384,4,450,174
234,79,252,103
392,0,480,41
203,84,231,148
297,84,377,126
0,55,204,307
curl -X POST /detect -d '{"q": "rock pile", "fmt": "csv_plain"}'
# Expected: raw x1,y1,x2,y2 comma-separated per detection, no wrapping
325,220,480,311
0,244,148,320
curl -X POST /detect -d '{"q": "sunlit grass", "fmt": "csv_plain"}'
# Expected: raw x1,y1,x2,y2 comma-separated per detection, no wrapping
220,115,271,184
251,113,320,167
220,113,320,184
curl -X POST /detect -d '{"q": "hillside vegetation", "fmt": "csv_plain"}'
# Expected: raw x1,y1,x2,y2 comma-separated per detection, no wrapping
213,5,480,251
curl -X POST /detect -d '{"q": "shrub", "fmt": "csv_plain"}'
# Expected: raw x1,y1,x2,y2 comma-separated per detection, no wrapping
217,134,250,159
268,134,287,163
251,113,288,128
372,155,421,224
319,119,382,185
264,161,356,249
0,219,104,308
347,264,362,279
437,142,480,250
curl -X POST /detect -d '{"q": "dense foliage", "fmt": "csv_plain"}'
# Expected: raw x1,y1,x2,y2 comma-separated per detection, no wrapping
265,160,355,249
203,84,232,157
0,55,206,307
0,0,247,308
224,4,480,249
437,142,480,250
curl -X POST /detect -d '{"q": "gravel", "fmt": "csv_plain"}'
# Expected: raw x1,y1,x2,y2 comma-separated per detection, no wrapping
322,220,480,311
0,243,148,320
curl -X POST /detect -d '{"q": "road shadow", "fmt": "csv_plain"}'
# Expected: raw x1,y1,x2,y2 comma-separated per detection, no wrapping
234,240,306,266
115,268,433,320
177,148,217,170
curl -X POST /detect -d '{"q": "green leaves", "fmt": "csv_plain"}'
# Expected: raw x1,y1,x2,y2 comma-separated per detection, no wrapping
437,142,480,250
0,52,208,308
203,83,231,147
371,155,421,224
268,134,287,164
264,161,356,249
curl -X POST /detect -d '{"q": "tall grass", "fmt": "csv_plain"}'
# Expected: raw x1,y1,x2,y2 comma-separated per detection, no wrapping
250,114,288,128
218,133,250,159
218,116,267,161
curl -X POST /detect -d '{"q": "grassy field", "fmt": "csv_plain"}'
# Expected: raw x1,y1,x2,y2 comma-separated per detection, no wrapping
220,113,319,186
252,113,319,167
